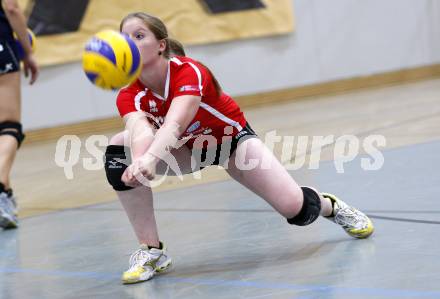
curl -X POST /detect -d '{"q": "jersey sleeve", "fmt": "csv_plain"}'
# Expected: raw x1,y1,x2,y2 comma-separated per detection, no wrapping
116,87,138,117
172,63,206,98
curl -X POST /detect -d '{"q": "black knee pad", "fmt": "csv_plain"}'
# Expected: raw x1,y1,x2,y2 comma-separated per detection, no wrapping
0,121,25,148
104,145,133,191
287,186,321,226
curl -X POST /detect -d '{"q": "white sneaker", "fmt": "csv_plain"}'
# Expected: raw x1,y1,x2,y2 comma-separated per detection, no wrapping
0,191,18,229
322,193,374,239
8,191,17,216
122,242,172,284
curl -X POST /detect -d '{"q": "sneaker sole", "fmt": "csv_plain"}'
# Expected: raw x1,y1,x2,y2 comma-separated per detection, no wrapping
122,273,154,284
122,260,172,284
0,214,18,229
345,219,374,239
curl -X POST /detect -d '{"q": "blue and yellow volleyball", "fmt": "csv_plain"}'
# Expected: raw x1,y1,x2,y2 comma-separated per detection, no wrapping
14,28,36,60
82,30,141,90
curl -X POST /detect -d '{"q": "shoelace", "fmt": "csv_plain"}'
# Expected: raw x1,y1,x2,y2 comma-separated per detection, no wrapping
128,249,155,270
335,207,362,227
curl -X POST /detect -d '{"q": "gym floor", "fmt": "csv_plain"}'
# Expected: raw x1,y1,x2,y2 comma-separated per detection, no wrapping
1,78,439,298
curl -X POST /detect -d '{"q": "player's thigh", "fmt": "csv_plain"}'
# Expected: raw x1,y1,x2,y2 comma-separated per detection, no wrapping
226,137,301,205
109,131,129,146
156,145,197,176
0,71,21,121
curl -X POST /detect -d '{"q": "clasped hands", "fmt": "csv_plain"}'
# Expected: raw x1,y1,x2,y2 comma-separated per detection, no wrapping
122,153,159,187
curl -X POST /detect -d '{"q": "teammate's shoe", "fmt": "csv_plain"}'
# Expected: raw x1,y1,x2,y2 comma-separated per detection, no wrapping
122,242,172,284
8,190,17,216
0,191,18,229
322,193,374,239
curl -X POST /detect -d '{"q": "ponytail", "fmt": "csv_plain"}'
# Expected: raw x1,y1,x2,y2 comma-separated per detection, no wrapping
168,38,186,57
198,62,222,97
167,39,222,96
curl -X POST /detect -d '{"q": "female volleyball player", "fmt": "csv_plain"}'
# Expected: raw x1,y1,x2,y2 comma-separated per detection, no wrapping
104,12,374,284
0,0,39,229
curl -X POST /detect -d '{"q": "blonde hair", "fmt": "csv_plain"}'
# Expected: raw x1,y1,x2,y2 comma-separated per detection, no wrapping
120,12,184,59
120,12,222,95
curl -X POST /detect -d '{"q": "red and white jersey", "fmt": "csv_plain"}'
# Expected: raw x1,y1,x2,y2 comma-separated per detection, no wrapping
117,56,247,149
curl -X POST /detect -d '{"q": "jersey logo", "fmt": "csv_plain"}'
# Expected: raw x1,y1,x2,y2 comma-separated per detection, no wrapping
179,85,200,92
185,126,213,139
149,100,158,113
186,121,201,133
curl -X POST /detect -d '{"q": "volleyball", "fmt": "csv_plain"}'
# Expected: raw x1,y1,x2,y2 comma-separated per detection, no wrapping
82,30,141,90
14,28,36,60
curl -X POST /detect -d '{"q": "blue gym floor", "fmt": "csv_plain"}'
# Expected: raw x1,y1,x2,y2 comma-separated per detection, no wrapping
1,140,440,299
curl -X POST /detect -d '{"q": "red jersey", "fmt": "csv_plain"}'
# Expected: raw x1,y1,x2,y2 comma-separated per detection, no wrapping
117,56,247,149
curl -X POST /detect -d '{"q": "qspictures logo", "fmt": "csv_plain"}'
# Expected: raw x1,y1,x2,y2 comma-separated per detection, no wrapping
54,127,386,187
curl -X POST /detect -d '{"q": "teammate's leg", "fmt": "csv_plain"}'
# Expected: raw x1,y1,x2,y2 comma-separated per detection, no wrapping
0,71,21,189
0,71,22,229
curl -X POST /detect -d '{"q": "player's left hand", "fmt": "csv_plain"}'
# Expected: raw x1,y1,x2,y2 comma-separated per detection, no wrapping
22,53,39,85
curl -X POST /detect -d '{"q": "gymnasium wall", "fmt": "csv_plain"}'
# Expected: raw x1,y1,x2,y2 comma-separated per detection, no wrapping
21,0,440,130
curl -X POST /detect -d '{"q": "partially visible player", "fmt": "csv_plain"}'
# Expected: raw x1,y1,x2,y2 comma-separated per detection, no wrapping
0,0,39,229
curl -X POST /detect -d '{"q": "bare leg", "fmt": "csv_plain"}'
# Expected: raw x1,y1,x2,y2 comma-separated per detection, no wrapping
225,138,333,218
0,137,18,189
117,187,160,247
0,72,21,189
109,131,195,246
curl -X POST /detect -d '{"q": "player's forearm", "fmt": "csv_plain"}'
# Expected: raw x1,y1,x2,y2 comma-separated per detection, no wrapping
130,130,154,161
124,112,156,160
3,0,33,56
143,95,199,161
144,120,181,163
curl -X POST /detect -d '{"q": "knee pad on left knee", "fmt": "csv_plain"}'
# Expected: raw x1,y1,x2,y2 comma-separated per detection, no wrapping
287,186,321,226
0,121,25,148
104,145,133,191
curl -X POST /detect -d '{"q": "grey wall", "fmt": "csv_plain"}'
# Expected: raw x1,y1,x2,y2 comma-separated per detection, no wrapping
21,0,440,130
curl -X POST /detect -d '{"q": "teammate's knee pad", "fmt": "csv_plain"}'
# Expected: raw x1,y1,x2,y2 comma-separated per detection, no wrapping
0,121,25,148
287,186,321,226
104,145,133,191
